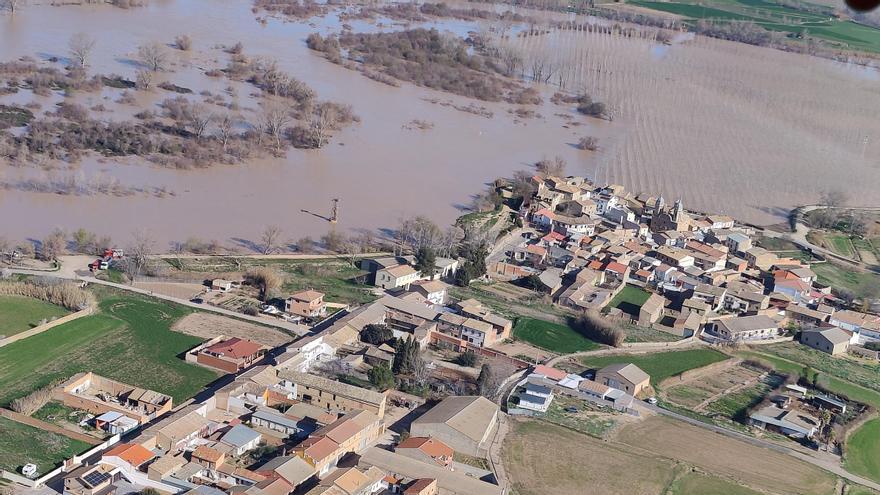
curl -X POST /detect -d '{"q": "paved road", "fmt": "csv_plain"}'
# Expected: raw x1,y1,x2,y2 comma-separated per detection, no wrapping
760,205,880,269
643,402,880,491
486,227,533,265
9,265,309,335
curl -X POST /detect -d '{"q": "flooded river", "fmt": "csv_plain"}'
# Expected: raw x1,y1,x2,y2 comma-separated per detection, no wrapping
0,0,610,248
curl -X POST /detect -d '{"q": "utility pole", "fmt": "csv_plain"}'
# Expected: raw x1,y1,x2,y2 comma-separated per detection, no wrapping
329,198,339,224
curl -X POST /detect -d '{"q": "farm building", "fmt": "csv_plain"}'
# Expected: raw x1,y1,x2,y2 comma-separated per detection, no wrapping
410,396,499,457
595,363,650,397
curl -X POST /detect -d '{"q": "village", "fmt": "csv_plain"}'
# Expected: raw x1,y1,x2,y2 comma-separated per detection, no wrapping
1,173,880,495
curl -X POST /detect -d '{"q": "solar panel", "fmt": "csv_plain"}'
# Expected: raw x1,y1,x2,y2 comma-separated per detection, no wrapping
82,471,111,487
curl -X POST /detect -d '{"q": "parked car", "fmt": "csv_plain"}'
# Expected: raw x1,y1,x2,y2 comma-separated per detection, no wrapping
645,397,658,405
564,406,578,413
190,297,204,304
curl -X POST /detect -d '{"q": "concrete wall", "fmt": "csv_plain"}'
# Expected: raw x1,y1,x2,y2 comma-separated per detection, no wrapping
0,307,93,348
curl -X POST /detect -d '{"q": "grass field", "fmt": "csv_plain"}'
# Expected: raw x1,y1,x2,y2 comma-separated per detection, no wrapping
0,295,220,407
581,348,729,385
0,417,91,475
628,0,880,53
622,323,683,343
606,285,652,317
512,317,600,353
0,295,70,338
845,418,880,483
666,471,762,495
810,262,880,295
826,233,855,257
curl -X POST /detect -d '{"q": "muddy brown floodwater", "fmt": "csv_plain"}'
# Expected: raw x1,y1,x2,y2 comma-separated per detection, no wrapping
0,0,613,248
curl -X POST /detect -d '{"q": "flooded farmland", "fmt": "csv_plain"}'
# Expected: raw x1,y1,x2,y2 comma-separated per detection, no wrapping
1,0,879,248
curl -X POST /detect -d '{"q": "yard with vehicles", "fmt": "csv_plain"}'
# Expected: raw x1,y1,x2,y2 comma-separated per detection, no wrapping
580,348,730,385
845,418,880,484
0,416,92,476
0,294,220,407
512,317,600,354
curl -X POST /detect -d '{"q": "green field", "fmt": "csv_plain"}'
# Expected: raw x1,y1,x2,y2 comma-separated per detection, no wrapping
628,0,880,53
811,262,880,295
0,295,70,338
845,418,880,483
581,348,729,385
607,285,652,317
667,471,763,495
826,234,855,257
622,323,683,343
0,295,220,407
513,317,600,353
0,417,91,475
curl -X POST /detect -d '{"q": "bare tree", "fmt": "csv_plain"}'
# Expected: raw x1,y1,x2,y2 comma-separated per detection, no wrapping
135,69,153,90
124,230,155,282
477,361,516,401
821,189,848,209
68,33,96,69
1,0,24,15
262,104,291,152
174,34,192,51
186,103,213,139
138,41,169,72
311,103,338,149
39,229,66,261
216,113,238,151
244,266,282,301
260,225,282,254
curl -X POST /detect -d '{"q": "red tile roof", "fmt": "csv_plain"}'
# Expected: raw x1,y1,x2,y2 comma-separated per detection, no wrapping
397,437,453,464
604,261,628,274
533,365,567,381
104,443,155,467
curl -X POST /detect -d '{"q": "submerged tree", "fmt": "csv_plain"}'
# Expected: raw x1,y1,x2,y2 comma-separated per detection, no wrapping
68,33,96,69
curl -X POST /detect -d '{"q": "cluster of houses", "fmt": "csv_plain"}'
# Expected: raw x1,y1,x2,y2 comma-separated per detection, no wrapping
27,267,526,495
513,364,649,414
494,175,880,356
49,322,508,495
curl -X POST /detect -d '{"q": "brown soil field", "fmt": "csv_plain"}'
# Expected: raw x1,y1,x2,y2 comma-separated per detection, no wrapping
171,312,293,348
499,29,880,224
664,363,762,409
503,419,677,495
132,282,206,301
615,416,838,495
